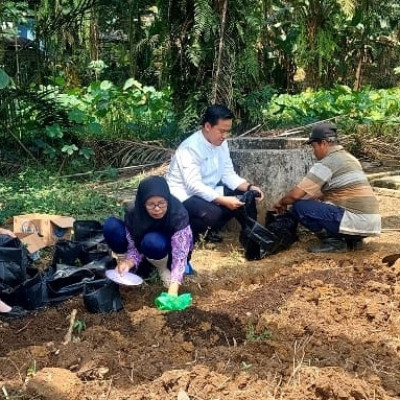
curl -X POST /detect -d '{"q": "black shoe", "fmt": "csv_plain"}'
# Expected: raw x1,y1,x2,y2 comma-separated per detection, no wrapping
204,230,223,243
0,306,29,320
346,238,363,251
308,237,347,253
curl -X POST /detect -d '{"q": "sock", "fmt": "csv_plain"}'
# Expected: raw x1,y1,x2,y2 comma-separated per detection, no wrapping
146,255,170,287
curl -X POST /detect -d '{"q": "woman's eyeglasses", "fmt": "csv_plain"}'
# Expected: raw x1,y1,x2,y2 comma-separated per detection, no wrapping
145,200,168,210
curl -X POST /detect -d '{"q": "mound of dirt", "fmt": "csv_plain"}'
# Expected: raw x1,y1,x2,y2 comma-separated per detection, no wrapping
1,190,400,400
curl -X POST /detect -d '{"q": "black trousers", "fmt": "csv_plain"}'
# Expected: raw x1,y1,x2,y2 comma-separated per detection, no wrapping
183,187,257,240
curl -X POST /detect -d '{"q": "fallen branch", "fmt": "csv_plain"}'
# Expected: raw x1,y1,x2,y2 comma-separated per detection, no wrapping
1,386,10,400
63,309,77,345
105,377,114,400
16,320,32,333
236,124,262,138
277,115,347,137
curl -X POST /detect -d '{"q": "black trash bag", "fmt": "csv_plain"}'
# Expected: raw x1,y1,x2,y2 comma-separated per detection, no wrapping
79,242,111,265
73,220,104,242
0,234,31,288
51,240,83,267
82,256,117,279
235,190,260,223
265,211,298,251
2,267,47,310
46,267,95,303
83,279,123,313
239,218,281,261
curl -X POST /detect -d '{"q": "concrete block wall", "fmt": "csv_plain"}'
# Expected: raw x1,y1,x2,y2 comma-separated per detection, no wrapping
228,137,315,222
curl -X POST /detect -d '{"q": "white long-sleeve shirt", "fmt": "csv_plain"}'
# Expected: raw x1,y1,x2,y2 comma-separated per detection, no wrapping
166,130,246,202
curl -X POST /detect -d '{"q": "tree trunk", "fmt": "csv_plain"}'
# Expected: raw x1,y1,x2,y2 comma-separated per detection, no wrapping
211,0,230,106
90,6,99,61
354,49,363,91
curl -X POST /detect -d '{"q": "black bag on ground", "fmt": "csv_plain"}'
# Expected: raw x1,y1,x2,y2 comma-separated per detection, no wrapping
265,211,298,251
82,256,117,278
73,220,104,242
46,267,95,303
79,242,110,265
83,279,123,313
52,240,83,267
239,218,281,261
0,234,31,288
1,268,47,310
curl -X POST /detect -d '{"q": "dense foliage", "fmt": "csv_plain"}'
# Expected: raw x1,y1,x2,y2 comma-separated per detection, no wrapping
1,0,400,175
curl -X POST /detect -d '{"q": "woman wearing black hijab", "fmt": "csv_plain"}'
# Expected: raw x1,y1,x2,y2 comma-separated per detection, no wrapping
103,176,193,295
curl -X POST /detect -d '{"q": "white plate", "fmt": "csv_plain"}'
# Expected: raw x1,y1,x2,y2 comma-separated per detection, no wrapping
106,269,143,286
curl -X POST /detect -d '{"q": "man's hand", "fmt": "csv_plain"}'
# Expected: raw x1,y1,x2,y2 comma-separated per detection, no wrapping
215,196,244,210
273,200,287,213
250,185,265,201
0,228,16,238
273,187,307,213
116,259,134,275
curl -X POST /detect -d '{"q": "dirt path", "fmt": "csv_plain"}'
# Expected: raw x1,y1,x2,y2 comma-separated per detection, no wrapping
1,190,400,400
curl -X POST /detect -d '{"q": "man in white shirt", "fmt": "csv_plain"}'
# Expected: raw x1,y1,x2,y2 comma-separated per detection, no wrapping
166,104,264,242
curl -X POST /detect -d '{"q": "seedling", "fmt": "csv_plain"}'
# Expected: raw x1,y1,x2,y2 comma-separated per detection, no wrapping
73,319,86,334
25,360,37,384
228,244,243,265
241,361,252,370
246,321,271,342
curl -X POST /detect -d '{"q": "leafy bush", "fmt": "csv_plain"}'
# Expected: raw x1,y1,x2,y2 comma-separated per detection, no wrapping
54,78,178,143
261,85,400,132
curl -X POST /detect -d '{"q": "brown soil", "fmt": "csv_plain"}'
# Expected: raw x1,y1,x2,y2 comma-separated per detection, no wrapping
2,190,400,400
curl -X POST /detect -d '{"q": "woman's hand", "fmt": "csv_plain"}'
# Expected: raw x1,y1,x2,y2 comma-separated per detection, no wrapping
167,281,180,296
116,259,134,275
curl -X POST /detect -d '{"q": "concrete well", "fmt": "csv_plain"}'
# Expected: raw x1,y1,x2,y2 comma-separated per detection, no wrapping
228,137,315,219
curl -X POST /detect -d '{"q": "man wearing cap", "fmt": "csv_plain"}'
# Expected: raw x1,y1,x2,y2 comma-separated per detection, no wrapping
273,123,380,252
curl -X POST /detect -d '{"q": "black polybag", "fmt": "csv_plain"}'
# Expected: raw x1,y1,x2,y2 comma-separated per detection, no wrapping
1,268,46,310
83,279,123,313
52,240,83,266
73,220,104,242
264,211,298,251
239,218,281,260
235,190,260,222
79,242,110,265
239,212,298,261
46,267,95,303
0,234,31,288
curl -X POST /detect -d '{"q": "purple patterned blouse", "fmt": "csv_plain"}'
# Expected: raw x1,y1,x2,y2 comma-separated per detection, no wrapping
124,225,193,284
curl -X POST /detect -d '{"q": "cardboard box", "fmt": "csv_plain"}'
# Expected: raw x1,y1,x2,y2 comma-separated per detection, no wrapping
13,214,75,248
15,232,46,254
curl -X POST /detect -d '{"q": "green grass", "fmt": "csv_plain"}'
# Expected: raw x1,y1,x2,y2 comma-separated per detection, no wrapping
0,168,136,224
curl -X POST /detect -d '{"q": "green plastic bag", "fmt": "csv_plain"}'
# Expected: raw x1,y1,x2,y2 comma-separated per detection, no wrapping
154,292,192,311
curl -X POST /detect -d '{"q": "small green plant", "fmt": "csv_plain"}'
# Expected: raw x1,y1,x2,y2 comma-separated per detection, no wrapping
73,319,86,335
246,321,272,342
25,360,37,383
195,233,208,250
26,360,37,378
228,244,244,265
241,361,253,371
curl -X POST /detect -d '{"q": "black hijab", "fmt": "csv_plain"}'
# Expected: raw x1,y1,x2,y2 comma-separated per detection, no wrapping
125,176,189,249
